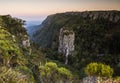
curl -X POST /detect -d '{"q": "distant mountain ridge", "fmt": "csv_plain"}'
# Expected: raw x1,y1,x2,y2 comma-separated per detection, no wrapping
25,20,42,27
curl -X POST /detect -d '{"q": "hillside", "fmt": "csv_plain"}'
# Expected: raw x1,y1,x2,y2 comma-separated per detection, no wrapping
33,11,120,76
0,15,46,83
0,15,76,83
0,15,34,82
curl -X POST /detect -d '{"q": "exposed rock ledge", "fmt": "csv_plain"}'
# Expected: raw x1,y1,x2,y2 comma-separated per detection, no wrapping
83,76,118,83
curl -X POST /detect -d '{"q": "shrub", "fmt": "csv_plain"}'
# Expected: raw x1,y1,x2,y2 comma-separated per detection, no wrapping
58,67,72,78
39,62,72,83
85,62,113,77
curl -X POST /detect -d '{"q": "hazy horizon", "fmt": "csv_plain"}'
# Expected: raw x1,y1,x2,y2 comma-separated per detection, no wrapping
0,0,120,21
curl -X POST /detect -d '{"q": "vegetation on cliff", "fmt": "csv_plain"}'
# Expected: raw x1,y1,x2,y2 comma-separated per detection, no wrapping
0,11,120,83
33,11,120,78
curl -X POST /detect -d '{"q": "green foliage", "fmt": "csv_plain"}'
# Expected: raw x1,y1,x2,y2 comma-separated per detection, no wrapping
85,63,98,76
15,66,33,75
33,14,70,48
1,15,26,35
85,62,113,77
0,28,28,66
0,15,38,83
0,66,34,83
45,62,58,69
0,15,27,45
58,67,72,78
15,66,35,82
0,17,3,26
39,62,72,83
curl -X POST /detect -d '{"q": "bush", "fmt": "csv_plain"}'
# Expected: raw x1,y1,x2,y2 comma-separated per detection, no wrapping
39,62,72,83
85,62,113,77
115,76,120,82
58,67,72,78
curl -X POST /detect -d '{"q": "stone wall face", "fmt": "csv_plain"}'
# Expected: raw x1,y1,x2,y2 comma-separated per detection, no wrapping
58,28,75,64
58,28,75,55
22,39,30,47
83,76,100,83
83,76,118,83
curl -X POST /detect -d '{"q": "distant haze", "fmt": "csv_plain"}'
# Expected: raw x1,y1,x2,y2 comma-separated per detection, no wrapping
25,20,42,27
0,0,120,21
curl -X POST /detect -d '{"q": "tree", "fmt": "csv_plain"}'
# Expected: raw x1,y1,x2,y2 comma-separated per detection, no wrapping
85,62,113,78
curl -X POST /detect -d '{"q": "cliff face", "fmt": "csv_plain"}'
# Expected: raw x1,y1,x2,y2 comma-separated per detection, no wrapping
32,11,120,75
58,28,75,64
58,28,74,55
33,11,120,48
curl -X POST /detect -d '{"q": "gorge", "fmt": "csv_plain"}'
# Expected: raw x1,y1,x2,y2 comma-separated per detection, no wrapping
31,11,120,77
0,10,120,83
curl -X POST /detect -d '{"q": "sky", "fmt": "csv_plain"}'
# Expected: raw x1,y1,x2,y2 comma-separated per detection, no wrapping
0,0,120,21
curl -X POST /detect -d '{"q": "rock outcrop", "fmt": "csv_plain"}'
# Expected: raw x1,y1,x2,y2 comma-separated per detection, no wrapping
83,76,118,83
22,35,30,47
22,39,30,47
58,28,75,64
83,76,100,83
